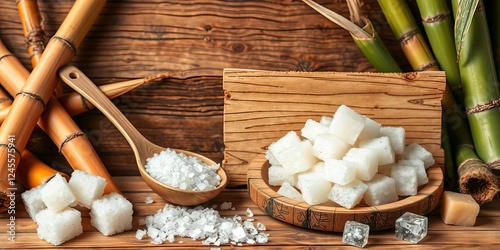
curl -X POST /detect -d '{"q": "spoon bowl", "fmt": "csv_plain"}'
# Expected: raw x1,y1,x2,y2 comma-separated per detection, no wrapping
59,65,227,206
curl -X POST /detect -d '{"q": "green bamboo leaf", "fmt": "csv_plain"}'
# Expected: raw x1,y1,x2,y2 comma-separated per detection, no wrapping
455,0,480,60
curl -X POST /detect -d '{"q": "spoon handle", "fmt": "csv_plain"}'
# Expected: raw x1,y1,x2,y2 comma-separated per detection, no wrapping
59,65,145,153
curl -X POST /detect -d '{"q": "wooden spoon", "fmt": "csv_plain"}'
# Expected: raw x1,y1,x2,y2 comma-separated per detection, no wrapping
59,65,227,206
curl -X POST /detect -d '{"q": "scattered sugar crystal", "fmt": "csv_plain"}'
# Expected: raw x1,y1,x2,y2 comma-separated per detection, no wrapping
342,221,369,248
145,197,154,204
144,148,221,191
246,208,254,217
246,218,255,222
21,183,46,222
138,205,269,246
220,202,232,210
231,207,236,211
256,222,267,231
136,229,146,240
255,233,269,243
212,204,217,209
395,212,428,243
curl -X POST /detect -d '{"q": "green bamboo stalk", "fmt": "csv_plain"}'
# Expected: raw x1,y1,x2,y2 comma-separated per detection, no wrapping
302,0,401,72
442,88,498,204
378,0,439,71
452,0,500,170
416,0,464,102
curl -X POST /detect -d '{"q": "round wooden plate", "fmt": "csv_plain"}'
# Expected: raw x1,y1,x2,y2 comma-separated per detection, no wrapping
247,153,444,232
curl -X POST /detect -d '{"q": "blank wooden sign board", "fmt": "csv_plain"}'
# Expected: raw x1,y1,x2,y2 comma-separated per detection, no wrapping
222,69,446,187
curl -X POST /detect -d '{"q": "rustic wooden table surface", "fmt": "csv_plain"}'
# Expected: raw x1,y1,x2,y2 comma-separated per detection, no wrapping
1,0,499,249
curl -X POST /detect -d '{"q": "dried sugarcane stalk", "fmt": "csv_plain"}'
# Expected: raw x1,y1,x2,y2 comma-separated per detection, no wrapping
0,84,68,190
0,39,119,195
17,0,65,96
17,151,70,189
0,0,108,204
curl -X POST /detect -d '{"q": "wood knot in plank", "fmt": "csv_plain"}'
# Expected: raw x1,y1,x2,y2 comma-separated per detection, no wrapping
402,72,418,81
409,99,424,105
224,90,232,100
231,43,247,53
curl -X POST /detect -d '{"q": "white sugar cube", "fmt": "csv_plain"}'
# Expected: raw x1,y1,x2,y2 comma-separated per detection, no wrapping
35,208,82,246
301,119,329,141
310,161,325,173
40,173,76,212
363,174,398,206
402,143,435,168
391,165,418,196
359,136,395,166
398,159,428,186
276,140,318,174
21,183,46,222
277,182,304,202
268,131,301,158
268,165,297,186
312,133,351,161
328,179,367,209
90,193,133,236
343,148,378,181
319,116,333,126
68,170,107,208
357,116,381,142
323,159,356,185
297,172,332,205
329,105,366,145
379,126,406,155
265,149,280,166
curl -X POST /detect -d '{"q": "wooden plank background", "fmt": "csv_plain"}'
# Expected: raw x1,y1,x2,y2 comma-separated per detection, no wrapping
0,0,409,187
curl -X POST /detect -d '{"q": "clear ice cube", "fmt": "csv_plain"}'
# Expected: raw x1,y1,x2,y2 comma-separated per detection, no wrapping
395,212,428,243
342,221,369,248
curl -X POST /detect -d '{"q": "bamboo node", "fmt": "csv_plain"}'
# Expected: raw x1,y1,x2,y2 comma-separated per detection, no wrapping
465,98,500,115
0,144,21,156
398,29,419,45
415,61,438,72
15,91,47,111
51,36,76,55
59,132,86,154
25,29,46,56
487,159,500,170
0,53,15,62
422,13,450,24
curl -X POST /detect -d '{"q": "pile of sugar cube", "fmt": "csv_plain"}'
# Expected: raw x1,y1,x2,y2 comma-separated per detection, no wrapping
21,170,133,245
267,105,435,208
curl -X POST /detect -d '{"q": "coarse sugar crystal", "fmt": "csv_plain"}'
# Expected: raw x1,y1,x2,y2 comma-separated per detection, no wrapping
137,204,268,246
144,148,221,191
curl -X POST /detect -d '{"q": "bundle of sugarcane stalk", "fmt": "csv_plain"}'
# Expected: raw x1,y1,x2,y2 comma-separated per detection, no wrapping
0,0,183,213
303,0,500,204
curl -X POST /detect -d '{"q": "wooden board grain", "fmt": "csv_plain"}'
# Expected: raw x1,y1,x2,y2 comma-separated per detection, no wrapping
223,69,446,186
